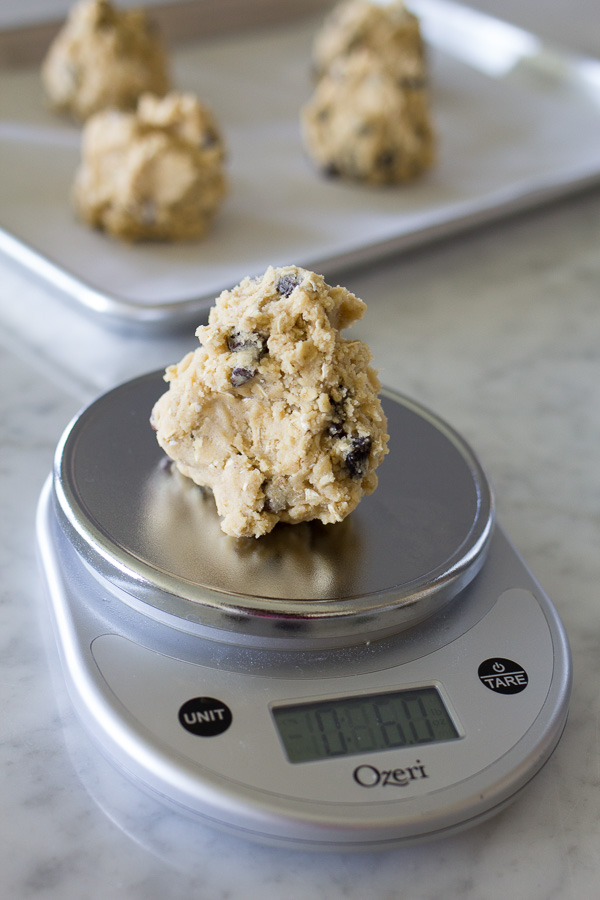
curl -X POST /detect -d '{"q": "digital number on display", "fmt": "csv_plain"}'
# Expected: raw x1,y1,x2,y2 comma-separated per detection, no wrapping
272,686,460,764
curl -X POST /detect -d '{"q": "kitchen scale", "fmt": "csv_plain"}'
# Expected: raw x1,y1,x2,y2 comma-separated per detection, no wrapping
36,370,572,851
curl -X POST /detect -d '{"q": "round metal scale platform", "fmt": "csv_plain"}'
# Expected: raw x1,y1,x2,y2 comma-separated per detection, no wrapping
53,371,495,648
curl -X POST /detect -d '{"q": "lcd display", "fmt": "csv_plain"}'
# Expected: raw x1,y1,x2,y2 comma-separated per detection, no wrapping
272,686,459,764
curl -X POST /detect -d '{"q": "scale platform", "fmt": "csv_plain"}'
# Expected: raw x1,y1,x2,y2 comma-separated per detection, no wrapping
36,371,572,850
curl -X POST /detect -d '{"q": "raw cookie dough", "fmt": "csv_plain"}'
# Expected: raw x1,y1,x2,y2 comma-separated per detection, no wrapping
41,0,170,121
73,91,227,241
312,0,425,81
302,50,435,184
151,266,389,538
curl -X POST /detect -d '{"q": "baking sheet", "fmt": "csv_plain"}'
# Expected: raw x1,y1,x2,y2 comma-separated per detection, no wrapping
2,0,600,332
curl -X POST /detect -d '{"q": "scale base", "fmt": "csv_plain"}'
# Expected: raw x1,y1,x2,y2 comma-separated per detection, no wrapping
36,374,571,850
37,477,571,851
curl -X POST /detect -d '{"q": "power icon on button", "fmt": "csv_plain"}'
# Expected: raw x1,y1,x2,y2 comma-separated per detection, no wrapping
478,658,529,694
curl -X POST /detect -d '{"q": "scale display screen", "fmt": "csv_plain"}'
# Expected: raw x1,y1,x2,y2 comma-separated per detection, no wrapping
272,686,460,764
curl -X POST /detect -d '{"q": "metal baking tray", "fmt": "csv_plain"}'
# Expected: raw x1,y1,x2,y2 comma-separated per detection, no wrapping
2,0,600,333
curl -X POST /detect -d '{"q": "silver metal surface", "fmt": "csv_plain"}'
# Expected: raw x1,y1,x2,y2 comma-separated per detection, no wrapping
4,0,600,332
53,372,494,648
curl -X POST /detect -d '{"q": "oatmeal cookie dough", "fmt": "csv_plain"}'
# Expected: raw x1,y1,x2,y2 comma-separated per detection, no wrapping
73,91,226,242
151,266,389,538
312,0,425,81
302,51,435,184
41,0,170,121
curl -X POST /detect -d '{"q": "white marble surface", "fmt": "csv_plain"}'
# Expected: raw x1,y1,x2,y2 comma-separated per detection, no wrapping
2,2,600,897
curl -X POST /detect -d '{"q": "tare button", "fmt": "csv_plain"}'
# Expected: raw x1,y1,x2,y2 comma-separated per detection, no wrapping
178,697,233,736
478,658,529,694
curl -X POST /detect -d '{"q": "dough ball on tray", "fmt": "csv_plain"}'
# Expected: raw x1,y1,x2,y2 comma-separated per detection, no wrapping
42,0,170,121
312,0,425,82
302,50,435,185
72,91,227,242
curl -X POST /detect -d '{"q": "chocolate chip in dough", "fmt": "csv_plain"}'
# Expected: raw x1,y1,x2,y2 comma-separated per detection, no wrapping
231,366,256,387
227,331,267,355
276,274,301,298
345,435,372,478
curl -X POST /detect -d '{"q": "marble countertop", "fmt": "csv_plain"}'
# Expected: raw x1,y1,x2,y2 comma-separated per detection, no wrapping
2,2,600,897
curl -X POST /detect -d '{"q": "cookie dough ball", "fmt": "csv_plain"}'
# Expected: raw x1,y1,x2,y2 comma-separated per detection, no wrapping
302,51,435,184
73,92,227,242
151,266,389,538
41,0,170,121
313,0,425,81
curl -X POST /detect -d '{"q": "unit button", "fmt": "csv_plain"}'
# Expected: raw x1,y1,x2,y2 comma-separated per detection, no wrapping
178,697,232,736
478,658,529,694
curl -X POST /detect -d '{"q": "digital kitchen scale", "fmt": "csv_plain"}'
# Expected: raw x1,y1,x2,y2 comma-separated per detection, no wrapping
36,371,572,850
